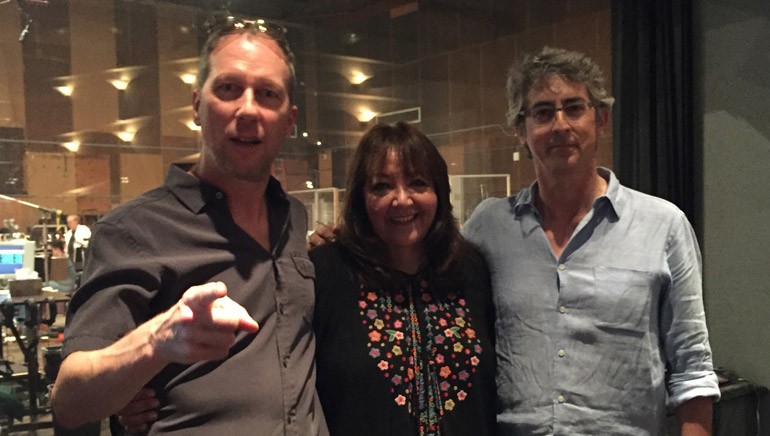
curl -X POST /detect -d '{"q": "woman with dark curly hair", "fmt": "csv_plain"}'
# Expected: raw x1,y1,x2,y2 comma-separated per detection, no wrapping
311,122,496,436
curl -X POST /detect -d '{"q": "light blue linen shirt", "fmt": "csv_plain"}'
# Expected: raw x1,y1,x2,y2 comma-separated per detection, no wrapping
462,167,720,435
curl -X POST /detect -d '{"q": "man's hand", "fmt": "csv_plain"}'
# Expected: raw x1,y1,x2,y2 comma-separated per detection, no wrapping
117,388,158,434
51,281,259,429
150,281,260,364
307,222,338,249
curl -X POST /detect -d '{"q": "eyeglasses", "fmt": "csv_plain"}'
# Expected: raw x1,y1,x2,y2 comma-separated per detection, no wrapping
519,100,594,125
203,13,289,45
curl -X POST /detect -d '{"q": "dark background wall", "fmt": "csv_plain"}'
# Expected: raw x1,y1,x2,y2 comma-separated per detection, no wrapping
697,0,770,389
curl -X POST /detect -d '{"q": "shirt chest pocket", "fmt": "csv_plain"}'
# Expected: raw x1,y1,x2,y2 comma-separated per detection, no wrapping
275,253,316,325
591,266,657,337
292,254,315,280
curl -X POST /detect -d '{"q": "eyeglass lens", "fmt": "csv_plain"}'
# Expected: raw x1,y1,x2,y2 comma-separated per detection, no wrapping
527,101,591,124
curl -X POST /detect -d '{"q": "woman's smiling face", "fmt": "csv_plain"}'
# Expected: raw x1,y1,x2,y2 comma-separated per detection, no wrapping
364,149,438,261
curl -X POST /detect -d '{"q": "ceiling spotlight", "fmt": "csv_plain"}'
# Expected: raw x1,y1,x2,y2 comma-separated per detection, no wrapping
109,79,129,90
116,130,135,142
178,73,196,85
349,70,371,85
54,85,74,97
356,108,378,123
61,141,80,152
184,120,201,131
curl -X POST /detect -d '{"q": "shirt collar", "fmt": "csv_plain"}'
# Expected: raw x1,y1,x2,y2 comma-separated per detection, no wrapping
512,166,623,219
165,164,287,214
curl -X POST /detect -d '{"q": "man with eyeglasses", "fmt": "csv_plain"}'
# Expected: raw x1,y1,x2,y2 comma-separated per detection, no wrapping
462,47,720,435
52,14,328,435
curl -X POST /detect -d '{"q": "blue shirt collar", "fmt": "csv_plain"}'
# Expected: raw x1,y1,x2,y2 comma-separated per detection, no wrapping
513,166,624,220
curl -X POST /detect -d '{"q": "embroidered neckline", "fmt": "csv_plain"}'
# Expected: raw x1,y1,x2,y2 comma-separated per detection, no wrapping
359,274,483,436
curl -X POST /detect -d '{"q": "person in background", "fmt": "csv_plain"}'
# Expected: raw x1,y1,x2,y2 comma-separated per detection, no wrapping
461,46,720,435
51,13,328,435
310,122,496,435
64,214,91,267
44,238,77,293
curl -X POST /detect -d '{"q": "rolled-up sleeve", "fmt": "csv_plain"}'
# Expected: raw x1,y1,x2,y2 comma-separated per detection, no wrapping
661,212,721,406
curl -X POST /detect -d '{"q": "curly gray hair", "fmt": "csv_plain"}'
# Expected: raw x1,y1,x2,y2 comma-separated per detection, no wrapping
506,47,611,131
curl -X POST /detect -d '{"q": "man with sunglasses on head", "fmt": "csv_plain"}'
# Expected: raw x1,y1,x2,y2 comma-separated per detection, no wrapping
52,15,328,435
462,47,720,435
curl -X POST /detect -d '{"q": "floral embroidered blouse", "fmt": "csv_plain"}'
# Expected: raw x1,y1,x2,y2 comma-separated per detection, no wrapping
310,243,496,436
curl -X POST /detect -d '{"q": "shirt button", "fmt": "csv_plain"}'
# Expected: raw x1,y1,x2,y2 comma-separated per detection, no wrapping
559,306,567,314
558,263,566,270
558,349,566,358
557,395,566,403
283,356,290,368
215,192,224,200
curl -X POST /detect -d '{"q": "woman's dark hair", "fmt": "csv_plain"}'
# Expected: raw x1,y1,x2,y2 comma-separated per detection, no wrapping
337,122,473,292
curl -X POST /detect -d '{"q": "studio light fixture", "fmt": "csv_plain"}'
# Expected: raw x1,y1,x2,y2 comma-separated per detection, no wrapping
184,119,201,131
178,73,197,85
116,130,135,142
348,70,371,85
356,107,378,123
109,79,130,90
61,140,80,152
54,85,74,97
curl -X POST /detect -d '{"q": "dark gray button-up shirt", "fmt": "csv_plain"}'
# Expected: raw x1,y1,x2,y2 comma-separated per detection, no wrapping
64,165,328,435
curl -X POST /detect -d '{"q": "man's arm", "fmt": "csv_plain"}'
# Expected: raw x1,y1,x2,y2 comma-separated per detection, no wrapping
677,396,713,436
662,213,720,435
51,281,259,429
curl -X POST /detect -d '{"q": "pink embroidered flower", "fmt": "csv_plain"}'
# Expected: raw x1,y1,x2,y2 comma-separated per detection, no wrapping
392,375,403,385
457,390,467,401
421,292,432,302
369,348,380,358
435,335,445,344
369,331,382,342
440,381,450,391
394,331,404,340
470,356,480,366
395,395,406,406
378,360,389,371
458,371,469,381
465,328,476,339
438,318,447,327
366,291,377,301
458,298,466,306
393,320,403,329
366,309,377,319
435,354,445,364
358,300,367,309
